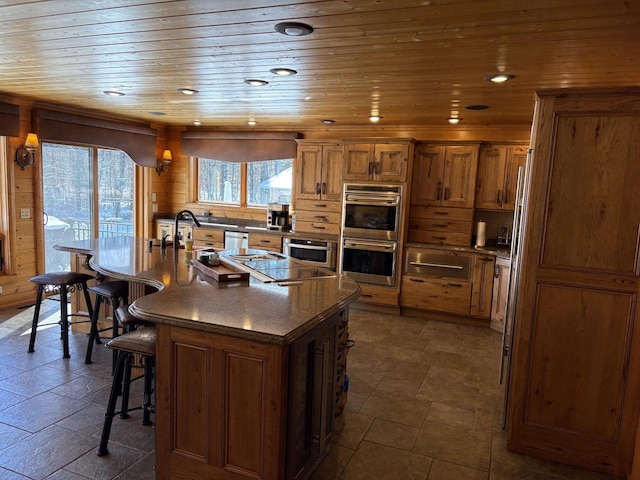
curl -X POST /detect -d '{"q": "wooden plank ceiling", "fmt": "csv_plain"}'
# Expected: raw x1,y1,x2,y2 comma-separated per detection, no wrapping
0,0,638,128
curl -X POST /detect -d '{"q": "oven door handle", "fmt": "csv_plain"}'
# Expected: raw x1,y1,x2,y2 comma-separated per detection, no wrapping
344,194,400,206
343,241,396,252
289,244,332,252
409,261,463,270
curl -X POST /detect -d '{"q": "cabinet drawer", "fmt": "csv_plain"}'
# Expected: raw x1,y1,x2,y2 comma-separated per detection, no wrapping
248,233,282,252
193,228,224,243
407,230,472,247
296,199,341,214
357,284,398,306
400,276,471,315
409,206,474,221
404,248,472,279
408,217,473,234
295,220,341,236
296,210,342,225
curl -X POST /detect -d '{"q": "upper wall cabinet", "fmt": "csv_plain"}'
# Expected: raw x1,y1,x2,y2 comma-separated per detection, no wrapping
295,143,343,202
411,144,479,208
342,142,411,182
475,145,528,211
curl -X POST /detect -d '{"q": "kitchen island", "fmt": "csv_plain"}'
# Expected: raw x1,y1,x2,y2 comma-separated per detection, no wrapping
55,237,360,480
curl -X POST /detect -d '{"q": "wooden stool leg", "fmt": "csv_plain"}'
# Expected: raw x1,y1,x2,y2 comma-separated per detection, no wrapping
28,284,45,353
97,350,128,456
60,285,70,359
85,296,103,364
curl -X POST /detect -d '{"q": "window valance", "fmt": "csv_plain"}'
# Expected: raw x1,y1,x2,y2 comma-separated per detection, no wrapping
33,109,157,167
0,102,20,137
181,130,301,162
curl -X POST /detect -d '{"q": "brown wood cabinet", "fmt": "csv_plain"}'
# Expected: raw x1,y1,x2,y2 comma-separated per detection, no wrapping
342,141,411,182
507,89,640,477
407,206,474,247
470,255,495,318
475,145,528,211
490,256,510,332
295,142,343,202
410,144,479,208
248,232,282,252
193,228,224,248
156,309,346,480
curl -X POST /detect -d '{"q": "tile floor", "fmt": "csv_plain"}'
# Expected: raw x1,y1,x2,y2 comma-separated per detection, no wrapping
0,300,618,479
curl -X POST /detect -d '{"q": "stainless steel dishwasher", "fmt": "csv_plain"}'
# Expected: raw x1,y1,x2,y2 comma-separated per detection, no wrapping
224,231,248,249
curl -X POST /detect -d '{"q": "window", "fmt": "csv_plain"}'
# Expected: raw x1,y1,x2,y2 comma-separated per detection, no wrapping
42,143,135,272
198,158,292,207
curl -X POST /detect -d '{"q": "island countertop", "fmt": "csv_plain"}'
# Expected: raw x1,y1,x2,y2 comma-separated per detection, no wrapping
55,236,360,345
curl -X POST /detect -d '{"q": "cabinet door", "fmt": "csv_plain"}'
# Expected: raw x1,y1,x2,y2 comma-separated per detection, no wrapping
470,255,495,318
475,146,506,210
490,257,510,332
321,144,344,201
296,145,323,200
342,143,373,181
374,143,408,182
507,94,640,477
502,146,528,210
411,145,446,205
441,145,478,208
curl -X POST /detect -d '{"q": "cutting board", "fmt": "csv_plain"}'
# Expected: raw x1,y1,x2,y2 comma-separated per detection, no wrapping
190,259,249,283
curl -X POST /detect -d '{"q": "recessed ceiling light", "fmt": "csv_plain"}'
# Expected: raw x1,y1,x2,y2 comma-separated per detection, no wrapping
274,22,314,36
369,115,382,123
484,74,515,83
178,88,199,95
465,104,490,110
148,111,167,116
244,79,269,86
103,90,125,97
269,68,297,76
448,117,462,124
192,120,202,126
322,119,335,124
247,120,257,126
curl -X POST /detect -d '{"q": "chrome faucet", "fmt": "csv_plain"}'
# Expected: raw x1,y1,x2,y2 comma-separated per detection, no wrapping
174,210,201,247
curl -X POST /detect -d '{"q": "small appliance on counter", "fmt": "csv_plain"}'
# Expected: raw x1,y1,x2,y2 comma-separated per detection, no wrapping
267,203,290,231
497,225,512,247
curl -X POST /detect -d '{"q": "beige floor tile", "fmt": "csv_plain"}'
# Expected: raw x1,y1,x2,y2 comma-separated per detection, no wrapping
343,441,432,480
310,445,355,480
426,402,475,429
386,345,425,362
372,357,430,381
360,391,430,427
473,406,504,433
489,433,550,474
489,461,553,480
418,349,471,372
547,461,619,479
413,421,492,471
421,335,462,354
343,392,368,413
425,365,468,386
363,418,420,451
373,376,423,397
345,369,383,395
417,381,480,410
427,459,488,480
332,411,374,450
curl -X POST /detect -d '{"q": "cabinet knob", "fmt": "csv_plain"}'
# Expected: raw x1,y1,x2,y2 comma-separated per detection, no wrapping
315,182,321,194
321,182,327,194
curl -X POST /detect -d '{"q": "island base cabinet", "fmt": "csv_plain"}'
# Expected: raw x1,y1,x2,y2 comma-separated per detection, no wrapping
155,324,288,480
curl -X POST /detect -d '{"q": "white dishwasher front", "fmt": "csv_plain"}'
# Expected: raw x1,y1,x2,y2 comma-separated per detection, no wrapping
224,231,248,249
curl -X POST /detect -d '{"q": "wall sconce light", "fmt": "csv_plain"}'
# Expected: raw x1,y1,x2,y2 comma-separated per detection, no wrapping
15,133,40,170
156,149,172,175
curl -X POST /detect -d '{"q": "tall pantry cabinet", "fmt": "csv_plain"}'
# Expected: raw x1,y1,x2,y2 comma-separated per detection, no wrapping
506,89,640,477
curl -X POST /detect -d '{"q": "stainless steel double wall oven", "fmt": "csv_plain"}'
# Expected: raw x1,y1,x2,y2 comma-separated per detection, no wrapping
340,183,403,286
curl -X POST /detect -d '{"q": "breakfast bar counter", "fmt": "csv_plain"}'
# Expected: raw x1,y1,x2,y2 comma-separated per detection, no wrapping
55,236,360,480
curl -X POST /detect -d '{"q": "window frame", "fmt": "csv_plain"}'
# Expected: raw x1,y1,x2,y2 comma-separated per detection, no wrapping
193,157,292,209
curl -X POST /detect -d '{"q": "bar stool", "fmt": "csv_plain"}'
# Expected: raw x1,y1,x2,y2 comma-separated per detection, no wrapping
114,305,152,334
97,327,156,456
85,281,129,365
28,272,95,359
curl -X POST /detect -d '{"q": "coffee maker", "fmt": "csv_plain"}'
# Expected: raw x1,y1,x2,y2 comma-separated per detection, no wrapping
267,203,290,231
